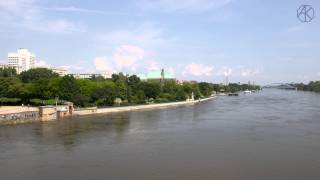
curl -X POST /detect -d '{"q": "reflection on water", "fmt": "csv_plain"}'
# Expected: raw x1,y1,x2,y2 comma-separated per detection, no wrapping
0,89,320,180
32,114,130,149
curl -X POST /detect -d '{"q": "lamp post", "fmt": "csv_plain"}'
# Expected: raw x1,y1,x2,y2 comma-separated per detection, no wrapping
55,96,59,107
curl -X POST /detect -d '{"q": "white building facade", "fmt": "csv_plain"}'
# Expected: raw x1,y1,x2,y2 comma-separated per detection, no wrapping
8,49,35,74
70,72,112,79
51,68,67,77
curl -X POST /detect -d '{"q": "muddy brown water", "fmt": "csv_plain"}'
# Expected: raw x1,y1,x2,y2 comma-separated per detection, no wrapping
1,89,320,180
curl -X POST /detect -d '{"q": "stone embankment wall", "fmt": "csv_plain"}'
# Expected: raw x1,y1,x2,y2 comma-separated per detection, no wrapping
0,111,39,125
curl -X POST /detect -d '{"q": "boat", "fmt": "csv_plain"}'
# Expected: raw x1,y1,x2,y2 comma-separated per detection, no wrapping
243,90,252,94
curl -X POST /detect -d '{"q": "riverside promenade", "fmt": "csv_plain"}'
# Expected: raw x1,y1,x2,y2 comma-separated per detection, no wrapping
0,96,216,125
74,96,216,116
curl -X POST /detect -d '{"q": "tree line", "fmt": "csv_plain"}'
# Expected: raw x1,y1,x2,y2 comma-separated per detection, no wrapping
291,81,320,93
0,67,260,107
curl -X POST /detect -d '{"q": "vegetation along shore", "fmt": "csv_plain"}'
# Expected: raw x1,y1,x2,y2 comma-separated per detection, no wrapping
0,67,260,108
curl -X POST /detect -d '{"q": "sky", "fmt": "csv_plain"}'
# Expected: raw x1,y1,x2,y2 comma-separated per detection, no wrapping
0,0,319,84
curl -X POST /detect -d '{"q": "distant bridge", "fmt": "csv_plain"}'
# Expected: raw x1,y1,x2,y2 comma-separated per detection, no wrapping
262,83,297,90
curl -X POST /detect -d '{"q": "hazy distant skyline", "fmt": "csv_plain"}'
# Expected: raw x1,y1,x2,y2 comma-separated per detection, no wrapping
0,0,319,84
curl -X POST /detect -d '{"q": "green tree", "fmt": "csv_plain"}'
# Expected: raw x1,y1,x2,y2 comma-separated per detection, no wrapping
111,73,127,82
139,82,161,99
7,82,32,102
46,77,62,99
132,90,146,104
19,68,59,83
198,82,213,97
182,82,193,97
73,93,90,107
0,77,17,97
0,67,17,77
192,83,202,99
115,81,127,100
91,82,116,106
58,75,80,102
163,81,178,95
175,87,187,101
78,79,97,97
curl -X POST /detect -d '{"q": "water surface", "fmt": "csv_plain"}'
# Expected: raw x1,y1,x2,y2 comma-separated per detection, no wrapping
1,90,320,180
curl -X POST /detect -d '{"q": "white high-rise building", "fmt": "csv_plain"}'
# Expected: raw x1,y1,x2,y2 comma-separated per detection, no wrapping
8,48,35,74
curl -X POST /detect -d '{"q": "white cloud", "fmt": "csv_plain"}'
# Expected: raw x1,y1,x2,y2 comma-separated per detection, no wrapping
25,19,86,33
167,67,176,75
59,60,95,73
0,0,86,33
35,60,50,68
137,0,233,13
94,45,146,73
95,23,165,48
113,45,145,69
94,57,114,72
215,66,261,77
288,25,305,32
216,66,233,76
183,63,214,76
239,67,260,77
147,61,160,71
297,75,310,80
43,6,129,16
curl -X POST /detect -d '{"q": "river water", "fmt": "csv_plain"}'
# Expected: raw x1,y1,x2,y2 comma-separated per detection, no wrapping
1,89,320,180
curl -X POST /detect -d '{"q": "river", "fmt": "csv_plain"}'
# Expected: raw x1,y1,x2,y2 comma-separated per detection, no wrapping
1,89,320,180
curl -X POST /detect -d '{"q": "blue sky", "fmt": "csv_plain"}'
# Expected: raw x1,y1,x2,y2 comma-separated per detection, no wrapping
0,0,319,84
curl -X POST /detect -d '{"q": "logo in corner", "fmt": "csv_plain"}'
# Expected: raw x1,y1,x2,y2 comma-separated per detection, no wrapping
297,5,315,23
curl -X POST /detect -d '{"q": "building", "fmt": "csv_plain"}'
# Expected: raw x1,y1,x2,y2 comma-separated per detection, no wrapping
51,68,67,77
8,48,35,74
69,73,112,79
0,64,8,69
176,80,198,85
138,69,175,82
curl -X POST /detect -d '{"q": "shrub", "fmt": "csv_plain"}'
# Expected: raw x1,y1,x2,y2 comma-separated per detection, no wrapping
0,98,22,105
154,98,169,103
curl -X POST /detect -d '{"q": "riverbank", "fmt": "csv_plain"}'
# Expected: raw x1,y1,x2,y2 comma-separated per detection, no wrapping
73,96,216,116
0,96,216,125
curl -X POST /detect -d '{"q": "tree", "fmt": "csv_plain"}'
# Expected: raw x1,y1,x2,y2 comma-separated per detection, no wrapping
139,82,161,99
132,90,146,104
128,75,140,86
0,77,21,97
111,73,126,82
309,81,320,92
198,82,213,97
73,94,90,107
32,79,51,99
58,75,80,102
128,75,140,95
46,77,62,99
78,79,97,97
91,82,116,106
19,68,59,83
0,67,17,77
8,82,32,102
182,82,193,96
228,83,240,93
192,83,202,99
115,81,127,100
163,81,178,94
175,87,187,101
